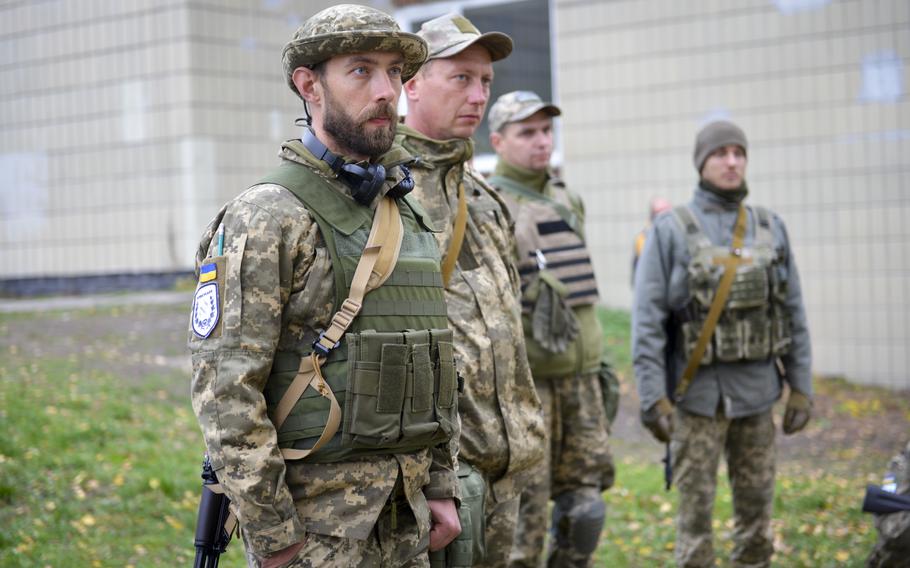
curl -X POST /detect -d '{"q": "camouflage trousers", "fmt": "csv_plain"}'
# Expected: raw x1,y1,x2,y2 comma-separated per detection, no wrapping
477,491,521,568
510,372,614,568
672,407,775,568
245,493,429,568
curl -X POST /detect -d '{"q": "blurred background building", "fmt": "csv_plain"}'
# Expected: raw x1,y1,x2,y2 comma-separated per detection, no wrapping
1,0,907,388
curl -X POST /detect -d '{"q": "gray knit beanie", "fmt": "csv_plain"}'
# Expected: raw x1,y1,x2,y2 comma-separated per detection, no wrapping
693,120,748,173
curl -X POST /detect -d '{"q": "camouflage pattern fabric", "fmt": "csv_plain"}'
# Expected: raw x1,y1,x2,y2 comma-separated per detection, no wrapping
245,490,430,568
672,408,775,568
487,90,560,133
867,441,910,568
282,4,428,95
480,495,521,568
188,141,457,560
396,124,546,558
416,12,512,62
510,373,613,568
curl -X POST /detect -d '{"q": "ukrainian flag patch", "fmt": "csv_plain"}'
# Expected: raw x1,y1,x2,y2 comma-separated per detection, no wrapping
199,262,217,283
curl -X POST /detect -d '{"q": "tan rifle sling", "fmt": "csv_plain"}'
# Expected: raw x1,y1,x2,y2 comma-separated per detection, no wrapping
674,205,749,401
441,182,467,288
272,196,405,459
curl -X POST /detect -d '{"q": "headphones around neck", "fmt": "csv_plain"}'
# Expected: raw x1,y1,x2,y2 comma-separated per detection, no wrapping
301,129,413,206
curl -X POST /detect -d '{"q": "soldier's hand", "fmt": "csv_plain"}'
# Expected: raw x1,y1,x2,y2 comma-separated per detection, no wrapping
261,539,305,568
427,497,461,551
641,398,674,443
783,389,811,435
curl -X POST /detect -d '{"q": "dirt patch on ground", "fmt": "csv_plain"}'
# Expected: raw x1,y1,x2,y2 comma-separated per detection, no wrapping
610,369,910,478
2,293,908,478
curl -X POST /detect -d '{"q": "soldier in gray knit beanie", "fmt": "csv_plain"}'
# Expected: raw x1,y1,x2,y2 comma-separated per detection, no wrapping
693,120,748,173
633,114,814,568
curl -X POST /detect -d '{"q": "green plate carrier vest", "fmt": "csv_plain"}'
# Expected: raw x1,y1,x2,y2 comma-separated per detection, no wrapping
259,162,458,463
673,204,792,365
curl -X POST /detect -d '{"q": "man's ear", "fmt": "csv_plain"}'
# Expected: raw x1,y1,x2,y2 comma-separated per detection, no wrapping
292,67,321,105
403,74,420,104
490,130,503,153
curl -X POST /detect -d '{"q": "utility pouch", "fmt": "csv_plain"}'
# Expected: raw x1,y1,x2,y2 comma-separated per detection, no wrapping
713,312,743,362
770,303,792,356
741,308,772,360
598,358,621,426
429,462,487,568
344,329,457,449
681,319,713,366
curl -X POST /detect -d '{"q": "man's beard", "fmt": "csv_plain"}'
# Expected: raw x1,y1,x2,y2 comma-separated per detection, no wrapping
322,89,397,159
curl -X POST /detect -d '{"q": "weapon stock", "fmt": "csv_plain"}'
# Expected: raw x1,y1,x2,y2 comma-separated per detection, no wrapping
863,484,910,515
193,455,233,568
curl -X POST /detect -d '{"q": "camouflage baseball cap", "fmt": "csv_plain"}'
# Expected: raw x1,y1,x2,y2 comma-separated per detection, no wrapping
488,91,561,132
418,13,512,62
282,4,428,95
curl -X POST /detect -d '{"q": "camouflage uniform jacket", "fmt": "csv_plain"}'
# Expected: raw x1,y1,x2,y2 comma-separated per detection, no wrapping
632,186,812,418
396,124,545,503
188,141,458,556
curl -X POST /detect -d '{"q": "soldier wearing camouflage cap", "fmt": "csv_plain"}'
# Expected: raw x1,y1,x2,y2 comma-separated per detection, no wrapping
190,5,462,567
486,90,616,568
396,13,547,568
633,120,813,567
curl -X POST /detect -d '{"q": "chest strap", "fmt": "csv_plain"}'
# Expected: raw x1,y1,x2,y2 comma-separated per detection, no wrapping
272,196,404,460
674,204,749,401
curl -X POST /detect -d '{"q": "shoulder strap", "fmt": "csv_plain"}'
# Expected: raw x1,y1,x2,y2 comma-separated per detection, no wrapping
751,205,775,247
671,205,712,257
441,182,467,288
488,174,583,237
260,161,371,236
273,197,404,460
674,204,748,401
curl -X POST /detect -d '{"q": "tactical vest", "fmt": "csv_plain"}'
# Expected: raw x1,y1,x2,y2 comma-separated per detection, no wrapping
259,162,458,463
488,175,600,309
673,205,792,365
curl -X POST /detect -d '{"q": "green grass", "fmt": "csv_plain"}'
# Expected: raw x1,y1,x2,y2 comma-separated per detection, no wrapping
0,305,888,566
598,307,631,370
0,355,245,567
596,459,876,567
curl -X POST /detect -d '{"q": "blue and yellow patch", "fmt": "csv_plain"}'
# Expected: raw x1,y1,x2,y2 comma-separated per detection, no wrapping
199,262,217,283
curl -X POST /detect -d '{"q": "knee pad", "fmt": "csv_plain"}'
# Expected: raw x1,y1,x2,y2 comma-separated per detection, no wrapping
550,489,606,555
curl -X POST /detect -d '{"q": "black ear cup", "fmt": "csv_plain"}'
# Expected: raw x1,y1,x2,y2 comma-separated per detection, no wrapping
387,164,414,199
341,162,386,206
300,129,412,205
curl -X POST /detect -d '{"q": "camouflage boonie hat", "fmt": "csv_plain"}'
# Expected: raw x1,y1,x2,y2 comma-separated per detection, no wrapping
488,90,561,132
418,13,512,62
282,4,428,96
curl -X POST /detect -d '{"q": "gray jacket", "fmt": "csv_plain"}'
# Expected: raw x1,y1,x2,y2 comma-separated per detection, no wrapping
632,186,812,418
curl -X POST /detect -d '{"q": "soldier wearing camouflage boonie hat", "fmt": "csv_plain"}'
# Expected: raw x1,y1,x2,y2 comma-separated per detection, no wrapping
488,90,561,133
282,4,427,97
417,12,512,62
189,5,463,568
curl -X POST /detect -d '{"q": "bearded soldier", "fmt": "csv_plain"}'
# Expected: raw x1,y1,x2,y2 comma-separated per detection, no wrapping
396,13,546,568
484,91,615,568
632,120,813,567
188,5,461,567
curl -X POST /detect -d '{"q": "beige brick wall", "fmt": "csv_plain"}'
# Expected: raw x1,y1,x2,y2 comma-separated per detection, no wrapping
556,0,910,388
0,0,333,278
